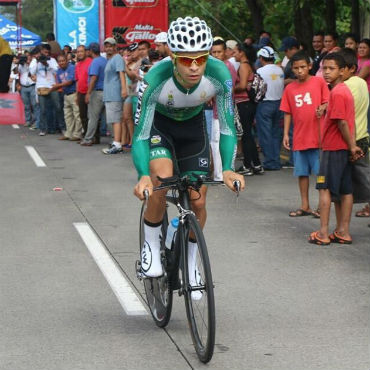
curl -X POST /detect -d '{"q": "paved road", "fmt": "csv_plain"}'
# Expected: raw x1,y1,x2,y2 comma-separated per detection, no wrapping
1,124,369,370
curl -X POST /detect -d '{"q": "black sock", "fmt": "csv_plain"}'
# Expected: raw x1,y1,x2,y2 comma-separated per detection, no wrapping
144,219,163,228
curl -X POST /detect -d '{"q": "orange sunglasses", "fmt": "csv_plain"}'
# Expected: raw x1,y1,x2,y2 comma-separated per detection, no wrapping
174,52,209,67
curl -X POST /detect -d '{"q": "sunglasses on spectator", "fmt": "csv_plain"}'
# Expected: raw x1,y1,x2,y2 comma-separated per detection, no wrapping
174,53,209,67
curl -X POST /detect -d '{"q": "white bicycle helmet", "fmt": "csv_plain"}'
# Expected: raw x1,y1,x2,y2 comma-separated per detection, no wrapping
167,16,213,52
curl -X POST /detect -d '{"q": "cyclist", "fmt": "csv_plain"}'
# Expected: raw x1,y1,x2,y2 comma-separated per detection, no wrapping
132,17,245,279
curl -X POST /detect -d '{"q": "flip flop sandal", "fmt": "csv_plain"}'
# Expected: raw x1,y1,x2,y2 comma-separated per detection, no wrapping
289,209,312,217
311,209,320,218
308,231,331,245
355,205,370,217
329,231,352,244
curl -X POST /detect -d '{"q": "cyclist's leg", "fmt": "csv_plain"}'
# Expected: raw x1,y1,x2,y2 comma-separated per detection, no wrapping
173,111,210,295
144,157,173,223
140,116,175,277
140,157,173,277
190,185,208,228
188,185,208,299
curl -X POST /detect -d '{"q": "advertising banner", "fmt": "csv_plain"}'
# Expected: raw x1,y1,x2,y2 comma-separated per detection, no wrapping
104,0,168,46
54,0,99,49
0,15,41,49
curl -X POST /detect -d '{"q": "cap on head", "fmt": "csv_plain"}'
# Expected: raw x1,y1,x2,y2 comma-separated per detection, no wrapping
279,36,299,51
87,42,100,53
225,40,237,50
128,42,139,52
213,36,224,42
167,16,213,52
104,37,117,45
155,32,167,44
257,46,275,59
257,37,271,49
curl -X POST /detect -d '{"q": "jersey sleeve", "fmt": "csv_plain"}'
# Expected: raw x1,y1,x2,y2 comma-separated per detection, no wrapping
131,60,171,179
206,57,237,171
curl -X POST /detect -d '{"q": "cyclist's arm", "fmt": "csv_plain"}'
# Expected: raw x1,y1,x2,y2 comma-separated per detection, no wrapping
209,61,237,171
132,59,171,180
131,79,156,179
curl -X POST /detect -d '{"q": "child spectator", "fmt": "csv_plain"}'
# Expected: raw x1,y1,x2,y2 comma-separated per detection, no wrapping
280,51,329,217
339,48,370,220
309,53,363,245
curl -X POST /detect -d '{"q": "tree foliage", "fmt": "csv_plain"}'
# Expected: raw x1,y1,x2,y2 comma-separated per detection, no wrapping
0,0,53,40
1,0,369,48
169,0,369,46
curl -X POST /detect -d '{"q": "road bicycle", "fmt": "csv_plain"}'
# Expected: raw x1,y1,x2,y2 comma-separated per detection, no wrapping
136,174,240,363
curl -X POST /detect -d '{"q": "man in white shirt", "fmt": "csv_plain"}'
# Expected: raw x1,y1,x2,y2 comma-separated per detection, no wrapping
255,46,285,170
16,54,40,128
29,44,64,136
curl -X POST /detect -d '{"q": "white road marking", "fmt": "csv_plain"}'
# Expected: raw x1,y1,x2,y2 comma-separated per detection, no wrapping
25,145,46,167
12,124,20,129
74,222,148,316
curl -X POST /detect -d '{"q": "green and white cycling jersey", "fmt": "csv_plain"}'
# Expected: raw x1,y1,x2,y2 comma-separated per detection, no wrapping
132,56,237,179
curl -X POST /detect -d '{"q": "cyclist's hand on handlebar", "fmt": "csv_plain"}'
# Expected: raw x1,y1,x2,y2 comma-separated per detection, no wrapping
222,170,245,193
134,175,153,200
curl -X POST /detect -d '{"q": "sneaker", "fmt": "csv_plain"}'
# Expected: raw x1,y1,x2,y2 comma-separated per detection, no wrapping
236,165,253,176
102,144,123,154
39,131,46,136
281,161,294,169
141,240,163,277
29,124,37,131
188,242,203,301
80,140,93,146
253,165,264,175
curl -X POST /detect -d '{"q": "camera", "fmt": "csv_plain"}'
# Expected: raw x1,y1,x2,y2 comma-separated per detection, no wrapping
140,58,152,73
18,55,27,65
38,55,50,63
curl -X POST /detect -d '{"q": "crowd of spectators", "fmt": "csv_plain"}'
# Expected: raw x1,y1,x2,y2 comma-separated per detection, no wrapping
3,28,370,242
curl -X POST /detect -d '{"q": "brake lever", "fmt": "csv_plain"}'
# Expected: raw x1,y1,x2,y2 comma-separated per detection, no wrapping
143,189,149,202
233,180,241,207
233,180,241,196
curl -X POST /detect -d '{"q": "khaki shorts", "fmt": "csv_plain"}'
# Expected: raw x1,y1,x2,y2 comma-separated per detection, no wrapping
105,101,123,124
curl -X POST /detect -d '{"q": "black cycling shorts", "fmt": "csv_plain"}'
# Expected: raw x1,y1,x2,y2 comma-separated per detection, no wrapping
149,110,210,177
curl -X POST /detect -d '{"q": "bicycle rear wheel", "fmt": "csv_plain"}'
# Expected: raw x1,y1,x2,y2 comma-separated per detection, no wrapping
182,213,215,363
139,205,173,327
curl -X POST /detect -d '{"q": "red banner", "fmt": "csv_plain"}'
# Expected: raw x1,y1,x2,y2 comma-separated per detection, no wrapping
104,0,168,46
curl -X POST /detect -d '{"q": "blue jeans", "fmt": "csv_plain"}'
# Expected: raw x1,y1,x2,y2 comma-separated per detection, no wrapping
38,91,64,132
256,100,283,169
20,85,40,126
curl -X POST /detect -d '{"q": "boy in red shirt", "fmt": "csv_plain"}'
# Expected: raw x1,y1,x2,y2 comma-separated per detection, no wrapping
280,51,329,217
309,53,363,245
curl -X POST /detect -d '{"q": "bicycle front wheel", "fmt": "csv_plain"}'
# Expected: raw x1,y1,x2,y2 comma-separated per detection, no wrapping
182,213,215,363
139,205,173,327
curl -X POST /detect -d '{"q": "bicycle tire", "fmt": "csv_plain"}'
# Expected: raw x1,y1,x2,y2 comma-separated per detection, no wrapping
139,205,173,327
182,213,215,363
